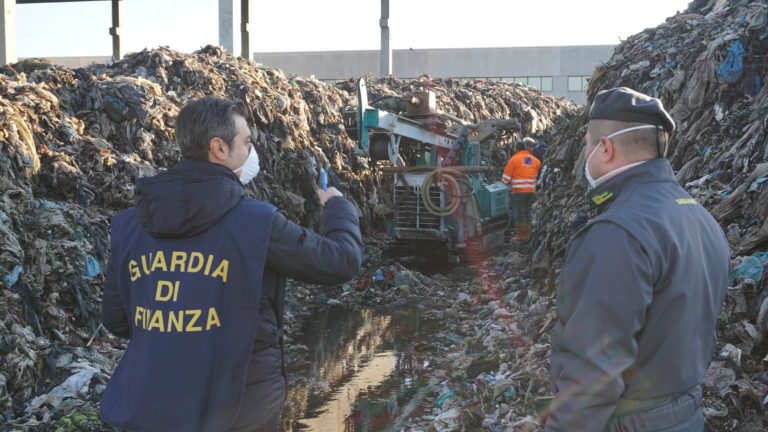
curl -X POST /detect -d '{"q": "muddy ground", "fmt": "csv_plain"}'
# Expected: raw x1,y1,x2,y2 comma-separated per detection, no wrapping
280,238,549,432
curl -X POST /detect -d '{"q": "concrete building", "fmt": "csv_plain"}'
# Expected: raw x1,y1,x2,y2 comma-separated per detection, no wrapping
254,45,615,104
23,45,615,105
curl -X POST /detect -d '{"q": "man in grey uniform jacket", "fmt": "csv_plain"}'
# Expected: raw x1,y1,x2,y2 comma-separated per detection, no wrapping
546,88,730,432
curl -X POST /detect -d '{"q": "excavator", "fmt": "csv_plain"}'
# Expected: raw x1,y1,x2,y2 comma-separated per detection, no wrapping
343,79,519,261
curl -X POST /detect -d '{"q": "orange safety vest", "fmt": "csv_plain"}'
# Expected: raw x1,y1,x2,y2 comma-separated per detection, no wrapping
501,150,541,193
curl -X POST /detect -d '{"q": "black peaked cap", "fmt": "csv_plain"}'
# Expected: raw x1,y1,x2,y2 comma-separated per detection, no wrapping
589,87,675,133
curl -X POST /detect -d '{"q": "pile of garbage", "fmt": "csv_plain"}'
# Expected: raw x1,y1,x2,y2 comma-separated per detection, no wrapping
412,252,552,432
531,0,768,429
0,44,577,428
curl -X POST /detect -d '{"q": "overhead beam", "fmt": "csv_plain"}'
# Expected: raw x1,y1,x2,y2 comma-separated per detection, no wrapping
218,0,233,54
219,0,252,59
108,0,122,60
1,0,16,65
380,0,391,76
240,0,251,59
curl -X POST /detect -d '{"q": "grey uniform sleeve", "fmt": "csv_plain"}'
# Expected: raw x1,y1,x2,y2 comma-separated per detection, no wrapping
100,254,131,338
266,196,363,284
546,222,653,432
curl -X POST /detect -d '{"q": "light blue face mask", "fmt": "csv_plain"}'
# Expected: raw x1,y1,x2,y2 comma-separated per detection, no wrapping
584,125,658,188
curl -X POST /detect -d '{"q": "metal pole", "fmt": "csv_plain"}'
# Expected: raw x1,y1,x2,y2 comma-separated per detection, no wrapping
240,0,251,59
380,0,391,77
109,0,123,61
218,0,234,54
0,0,16,65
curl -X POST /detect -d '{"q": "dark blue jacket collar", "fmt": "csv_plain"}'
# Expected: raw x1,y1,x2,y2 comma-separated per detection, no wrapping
134,159,244,238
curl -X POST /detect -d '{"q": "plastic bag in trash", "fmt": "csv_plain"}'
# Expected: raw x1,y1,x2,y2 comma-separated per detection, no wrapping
730,256,764,284
26,367,98,411
2,265,22,287
433,407,462,432
717,40,746,84
83,255,102,279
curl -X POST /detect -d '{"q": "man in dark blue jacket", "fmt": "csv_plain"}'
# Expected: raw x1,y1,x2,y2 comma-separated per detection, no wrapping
100,96,363,432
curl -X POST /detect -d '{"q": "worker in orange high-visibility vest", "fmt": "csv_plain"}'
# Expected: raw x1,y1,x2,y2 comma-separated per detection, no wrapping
501,137,541,241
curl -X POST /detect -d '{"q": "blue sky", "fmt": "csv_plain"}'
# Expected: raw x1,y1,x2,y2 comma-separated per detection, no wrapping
17,0,692,57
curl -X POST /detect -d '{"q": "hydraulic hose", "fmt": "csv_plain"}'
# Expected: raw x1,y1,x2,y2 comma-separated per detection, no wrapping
417,167,472,217
421,169,461,216
392,166,475,216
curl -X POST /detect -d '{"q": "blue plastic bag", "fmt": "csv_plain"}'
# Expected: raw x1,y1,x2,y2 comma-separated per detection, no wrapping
729,256,764,284
717,40,746,84
2,265,22,287
435,390,455,407
84,255,102,279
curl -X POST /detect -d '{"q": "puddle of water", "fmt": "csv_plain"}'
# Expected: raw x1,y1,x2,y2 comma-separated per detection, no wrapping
284,306,434,432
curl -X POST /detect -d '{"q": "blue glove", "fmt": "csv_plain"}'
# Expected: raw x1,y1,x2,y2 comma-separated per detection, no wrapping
320,168,328,191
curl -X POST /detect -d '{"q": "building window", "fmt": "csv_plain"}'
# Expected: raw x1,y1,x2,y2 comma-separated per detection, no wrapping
568,75,591,91
541,77,553,92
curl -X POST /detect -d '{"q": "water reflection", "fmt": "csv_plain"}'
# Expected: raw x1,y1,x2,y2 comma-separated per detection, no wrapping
303,351,395,431
284,307,432,432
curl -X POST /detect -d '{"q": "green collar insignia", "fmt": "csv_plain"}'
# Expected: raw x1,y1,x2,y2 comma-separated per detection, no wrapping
591,191,614,206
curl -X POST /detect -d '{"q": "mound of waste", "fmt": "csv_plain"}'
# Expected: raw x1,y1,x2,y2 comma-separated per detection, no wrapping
532,0,768,429
0,45,576,428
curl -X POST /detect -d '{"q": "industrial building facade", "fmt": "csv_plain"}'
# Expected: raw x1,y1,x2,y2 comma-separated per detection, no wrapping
37,45,614,105
254,45,616,104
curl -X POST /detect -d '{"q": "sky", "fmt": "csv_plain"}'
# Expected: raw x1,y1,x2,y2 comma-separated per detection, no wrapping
17,0,692,57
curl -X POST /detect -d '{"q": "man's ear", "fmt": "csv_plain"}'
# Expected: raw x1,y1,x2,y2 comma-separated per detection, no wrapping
601,136,616,162
208,137,229,162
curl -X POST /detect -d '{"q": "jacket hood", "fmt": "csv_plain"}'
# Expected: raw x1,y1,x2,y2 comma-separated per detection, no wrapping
134,159,244,238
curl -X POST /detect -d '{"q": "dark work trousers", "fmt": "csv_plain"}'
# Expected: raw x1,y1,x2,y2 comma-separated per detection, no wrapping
225,345,287,432
605,386,704,432
510,192,535,223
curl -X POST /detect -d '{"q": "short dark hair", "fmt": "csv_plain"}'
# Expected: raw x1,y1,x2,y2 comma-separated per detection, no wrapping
176,96,248,161
588,119,669,158
516,141,527,151
522,137,536,148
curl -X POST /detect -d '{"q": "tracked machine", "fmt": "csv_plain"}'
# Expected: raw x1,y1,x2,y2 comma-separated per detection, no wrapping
344,79,519,260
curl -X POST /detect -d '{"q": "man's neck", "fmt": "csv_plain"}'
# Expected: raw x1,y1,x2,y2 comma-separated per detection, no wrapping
595,159,650,186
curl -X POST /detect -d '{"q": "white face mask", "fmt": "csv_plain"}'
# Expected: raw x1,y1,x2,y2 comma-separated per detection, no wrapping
584,125,658,188
234,146,260,184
